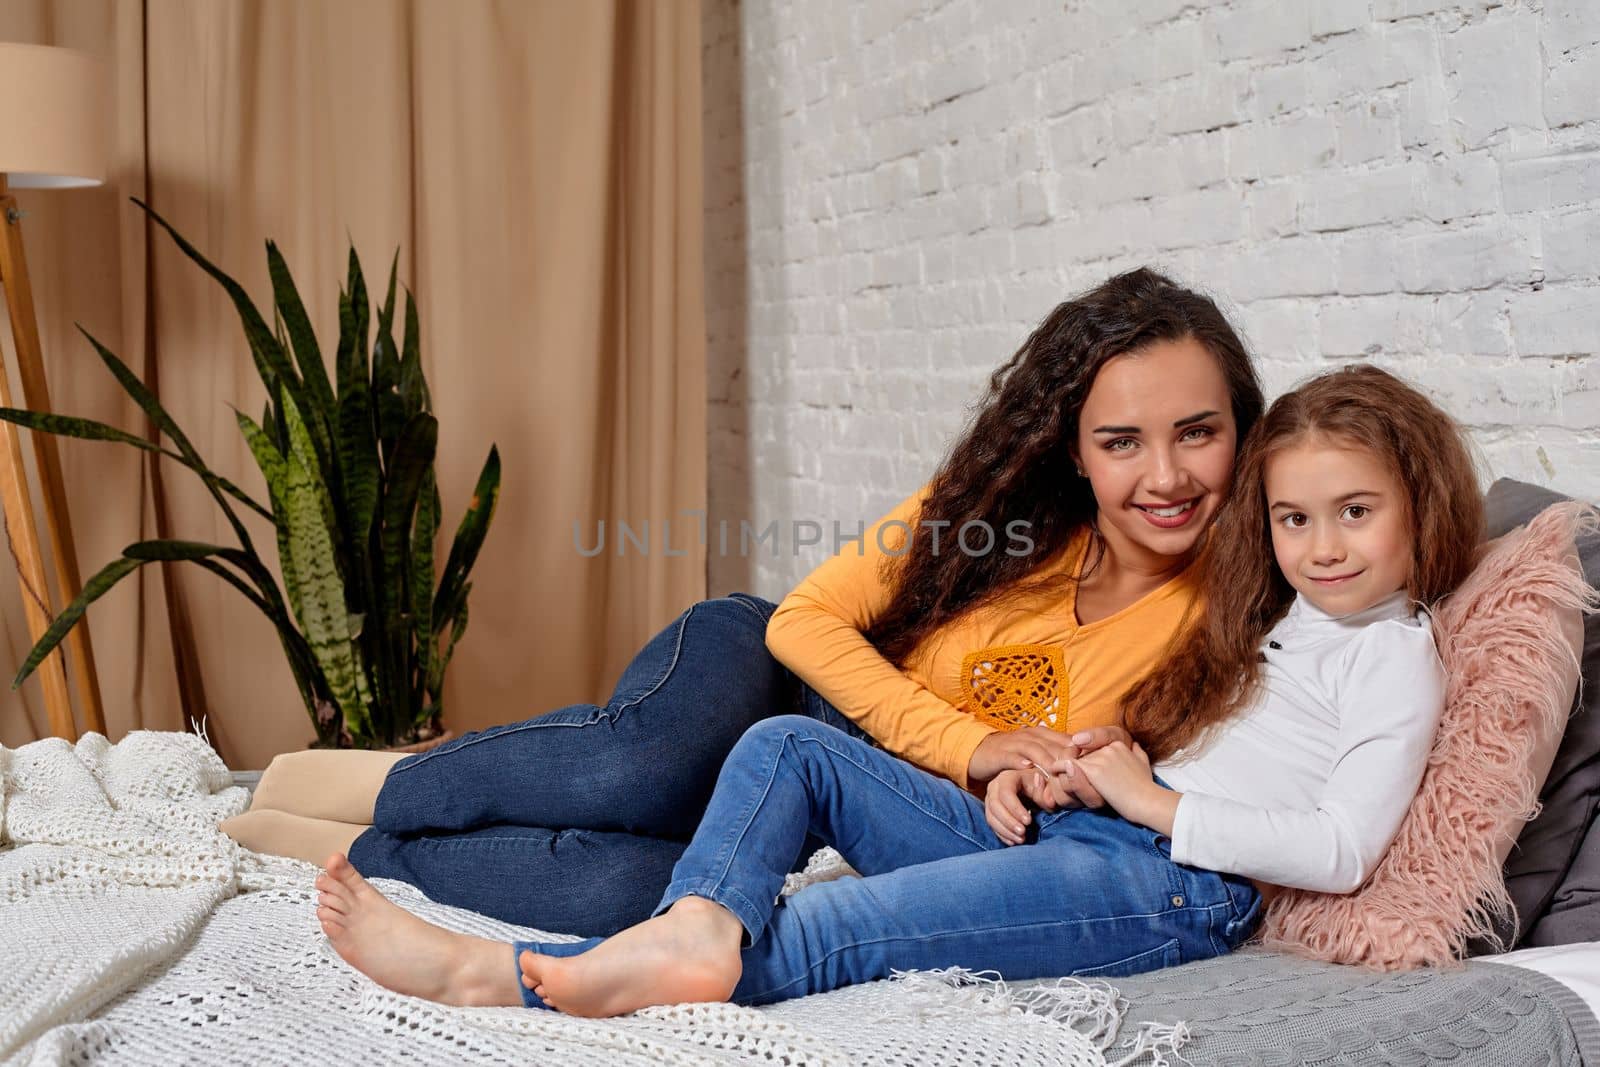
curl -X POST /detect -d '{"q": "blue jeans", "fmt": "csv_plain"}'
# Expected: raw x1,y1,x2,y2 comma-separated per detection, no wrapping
514,715,1261,1007
349,595,867,936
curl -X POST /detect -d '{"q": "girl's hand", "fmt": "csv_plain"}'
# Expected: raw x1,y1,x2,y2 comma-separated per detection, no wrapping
1062,740,1155,817
984,769,1034,846
1041,725,1134,809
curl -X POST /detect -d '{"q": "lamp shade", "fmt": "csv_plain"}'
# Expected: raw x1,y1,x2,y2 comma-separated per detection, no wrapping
0,43,107,188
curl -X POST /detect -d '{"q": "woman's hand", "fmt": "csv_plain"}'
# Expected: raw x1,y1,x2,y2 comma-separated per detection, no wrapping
984,769,1034,846
969,726,1078,785
968,724,1133,789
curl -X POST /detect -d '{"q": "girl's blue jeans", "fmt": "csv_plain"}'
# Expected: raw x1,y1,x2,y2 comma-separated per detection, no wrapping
513,715,1262,1007
348,595,869,936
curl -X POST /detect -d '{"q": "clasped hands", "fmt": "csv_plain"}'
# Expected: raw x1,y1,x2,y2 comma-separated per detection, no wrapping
969,724,1152,846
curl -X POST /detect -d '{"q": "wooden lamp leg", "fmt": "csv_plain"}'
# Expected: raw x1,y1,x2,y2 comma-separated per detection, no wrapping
0,175,105,739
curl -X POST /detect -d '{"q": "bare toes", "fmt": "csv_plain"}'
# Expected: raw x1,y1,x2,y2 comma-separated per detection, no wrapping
325,854,363,889
316,882,353,914
330,857,375,897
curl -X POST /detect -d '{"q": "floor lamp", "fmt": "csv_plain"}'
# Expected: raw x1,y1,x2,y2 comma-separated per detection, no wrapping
0,43,107,740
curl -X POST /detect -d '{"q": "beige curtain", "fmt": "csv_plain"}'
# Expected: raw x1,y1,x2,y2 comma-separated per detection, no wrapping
0,0,707,769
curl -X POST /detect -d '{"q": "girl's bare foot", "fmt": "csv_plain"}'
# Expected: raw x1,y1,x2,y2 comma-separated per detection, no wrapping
316,853,520,1007
519,896,744,1017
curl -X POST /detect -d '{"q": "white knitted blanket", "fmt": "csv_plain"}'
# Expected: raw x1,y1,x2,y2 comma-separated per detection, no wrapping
0,731,1189,1066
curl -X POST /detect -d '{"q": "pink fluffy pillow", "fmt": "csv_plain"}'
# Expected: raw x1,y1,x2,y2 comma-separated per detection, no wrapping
1257,502,1595,970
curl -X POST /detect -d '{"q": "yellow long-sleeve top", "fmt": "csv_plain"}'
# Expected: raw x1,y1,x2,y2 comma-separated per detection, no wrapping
765,487,1202,788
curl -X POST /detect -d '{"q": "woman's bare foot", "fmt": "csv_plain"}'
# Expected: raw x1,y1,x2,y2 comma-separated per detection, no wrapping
316,853,521,1007
221,809,365,864
519,896,744,1017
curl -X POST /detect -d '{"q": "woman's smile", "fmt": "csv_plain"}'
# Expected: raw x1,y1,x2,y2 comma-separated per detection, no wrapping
1133,497,1201,529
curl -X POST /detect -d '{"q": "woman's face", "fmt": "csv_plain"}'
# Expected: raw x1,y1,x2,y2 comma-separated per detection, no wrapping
1075,336,1238,573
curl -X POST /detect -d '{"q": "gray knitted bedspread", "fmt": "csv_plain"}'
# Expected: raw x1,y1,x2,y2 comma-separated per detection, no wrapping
1107,947,1600,1065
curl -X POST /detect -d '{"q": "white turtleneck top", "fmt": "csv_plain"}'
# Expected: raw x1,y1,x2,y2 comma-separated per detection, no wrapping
1155,591,1445,894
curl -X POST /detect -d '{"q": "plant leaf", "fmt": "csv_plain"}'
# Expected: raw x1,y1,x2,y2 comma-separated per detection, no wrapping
432,446,501,632
121,538,329,743
375,248,399,383
75,326,279,543
334,289,381,573
347,248,370,382
0,402,272,523
411,468,438,727
283,397,374,741
122,539,288,616
122,538,274,611
429,583,470,698
267,240,338,436
134,198,330,473
380,412,437,627
378,413,437,728
12,556,140,688
333,280,385,738
124,538,248,562
0,407,164,451
334,280,380,520
236,406,301,623
13,541,288,689
398,288,430,416
233,409,286,500
372,256,405,465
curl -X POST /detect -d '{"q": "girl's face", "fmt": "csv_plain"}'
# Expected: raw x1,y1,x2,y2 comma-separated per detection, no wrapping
1263,439,1414,615
1075,336,1238,573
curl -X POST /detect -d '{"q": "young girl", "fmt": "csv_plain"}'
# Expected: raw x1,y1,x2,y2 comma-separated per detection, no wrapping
313,364,1480,1016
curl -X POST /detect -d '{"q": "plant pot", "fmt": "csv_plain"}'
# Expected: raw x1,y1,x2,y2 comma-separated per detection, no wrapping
306,726,455,754
387,729,456,754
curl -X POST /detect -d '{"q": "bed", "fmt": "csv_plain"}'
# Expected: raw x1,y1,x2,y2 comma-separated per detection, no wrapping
0,728,1595,1067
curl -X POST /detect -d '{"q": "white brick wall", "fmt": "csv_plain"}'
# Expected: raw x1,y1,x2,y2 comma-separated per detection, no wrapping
703,0,1600,600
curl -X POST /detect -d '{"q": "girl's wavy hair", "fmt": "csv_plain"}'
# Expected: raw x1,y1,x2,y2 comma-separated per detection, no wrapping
865,267,1264,667
1123,364,1485,763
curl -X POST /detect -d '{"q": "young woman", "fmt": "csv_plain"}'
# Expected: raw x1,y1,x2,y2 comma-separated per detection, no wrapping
230,267,1264,938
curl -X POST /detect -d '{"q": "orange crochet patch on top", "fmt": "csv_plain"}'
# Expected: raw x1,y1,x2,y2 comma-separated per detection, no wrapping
960,644,1068,732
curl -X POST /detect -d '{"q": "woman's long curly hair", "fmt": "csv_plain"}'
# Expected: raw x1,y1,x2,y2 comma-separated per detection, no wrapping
864,267,1264,667
1123,364,1485,763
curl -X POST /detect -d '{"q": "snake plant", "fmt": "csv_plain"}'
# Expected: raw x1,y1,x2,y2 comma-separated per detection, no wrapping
0,200,500,748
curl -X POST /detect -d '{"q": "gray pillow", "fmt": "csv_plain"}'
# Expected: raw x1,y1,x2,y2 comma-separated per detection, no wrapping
1478,478,1600,950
